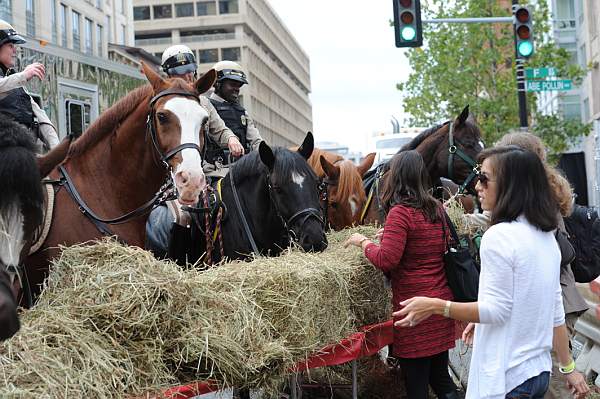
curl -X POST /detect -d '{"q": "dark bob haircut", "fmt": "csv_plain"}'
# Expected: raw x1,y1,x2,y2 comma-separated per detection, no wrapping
478,145,558,232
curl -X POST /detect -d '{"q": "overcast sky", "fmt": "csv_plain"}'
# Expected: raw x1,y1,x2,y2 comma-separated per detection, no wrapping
266,1,412,153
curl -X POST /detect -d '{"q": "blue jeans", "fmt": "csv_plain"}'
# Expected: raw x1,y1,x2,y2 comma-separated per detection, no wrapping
505,372,550,398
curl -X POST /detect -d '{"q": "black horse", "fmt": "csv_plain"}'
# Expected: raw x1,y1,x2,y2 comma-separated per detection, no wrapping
147,132,328,264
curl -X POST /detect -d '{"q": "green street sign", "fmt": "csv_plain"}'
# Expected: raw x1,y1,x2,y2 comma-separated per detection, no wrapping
526,79,572,92
525,67,557,79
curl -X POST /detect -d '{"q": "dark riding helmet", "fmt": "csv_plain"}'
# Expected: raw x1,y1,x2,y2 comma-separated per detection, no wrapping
161,45,197,76
0,20,26,47
213,60,248,85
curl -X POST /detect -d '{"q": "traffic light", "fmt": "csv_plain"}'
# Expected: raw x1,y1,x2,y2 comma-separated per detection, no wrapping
393,0,423,48
514,5,534,58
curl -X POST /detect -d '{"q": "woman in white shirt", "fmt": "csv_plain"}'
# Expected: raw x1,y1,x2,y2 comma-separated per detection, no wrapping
394,146,589,399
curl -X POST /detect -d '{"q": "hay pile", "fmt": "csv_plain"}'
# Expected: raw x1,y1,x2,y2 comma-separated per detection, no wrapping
0,226,390,398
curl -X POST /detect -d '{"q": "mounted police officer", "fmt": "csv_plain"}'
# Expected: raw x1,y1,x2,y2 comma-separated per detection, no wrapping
205,60,262,174
160,45,244,164
0,20,59,153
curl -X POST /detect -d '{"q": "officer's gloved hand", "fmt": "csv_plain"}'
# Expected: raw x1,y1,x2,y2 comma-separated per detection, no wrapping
227,136,244,157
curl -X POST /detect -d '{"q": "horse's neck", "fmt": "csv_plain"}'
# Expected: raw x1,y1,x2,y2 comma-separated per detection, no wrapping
67,102,165,227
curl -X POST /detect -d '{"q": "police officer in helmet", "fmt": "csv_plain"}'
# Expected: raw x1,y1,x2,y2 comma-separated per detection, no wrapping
205,60,262,171
160,45,245,162
0,20,59,153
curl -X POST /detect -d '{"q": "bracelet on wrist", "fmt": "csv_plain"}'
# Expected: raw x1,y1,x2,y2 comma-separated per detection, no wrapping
359,237,369,246
559,359,576,374
443,300,451,318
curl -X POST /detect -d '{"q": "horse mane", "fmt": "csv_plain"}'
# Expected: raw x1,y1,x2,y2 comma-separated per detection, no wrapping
231,147,316,186
307,148,344,177
336,160,367,204
67,84,153,158
401,122,448,151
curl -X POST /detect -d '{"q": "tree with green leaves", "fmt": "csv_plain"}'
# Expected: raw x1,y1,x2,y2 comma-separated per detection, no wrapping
398,0,591,158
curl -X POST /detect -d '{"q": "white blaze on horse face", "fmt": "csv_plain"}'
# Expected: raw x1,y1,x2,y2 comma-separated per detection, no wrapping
349,197,358,217
479,140,485,149
164,97,208,205
0,202,24,267
292,171,305,188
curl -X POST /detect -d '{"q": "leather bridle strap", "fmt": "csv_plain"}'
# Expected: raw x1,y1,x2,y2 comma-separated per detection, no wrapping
447,122,479,194
58,165,176,240
229,165,260,255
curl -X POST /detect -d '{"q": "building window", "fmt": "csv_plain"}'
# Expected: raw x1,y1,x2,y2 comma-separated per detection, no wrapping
133,6,150,20
0,0,12,24
60,3,67,46
96,0,102,10
197,1,216,16
219,0,238,14
221,47,240,61
153,4,172,19
96,24,103,56
50,0,57,43
119,24,126,45
72,10,81,50
26,0,35,37
198,48,218,64
106,15,112,42
176,3,194,17
84,18,93,55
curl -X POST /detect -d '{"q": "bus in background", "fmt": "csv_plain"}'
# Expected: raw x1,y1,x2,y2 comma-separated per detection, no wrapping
371,127,425,166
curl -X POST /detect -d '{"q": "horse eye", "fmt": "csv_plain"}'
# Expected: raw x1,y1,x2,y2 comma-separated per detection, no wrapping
330,202,338,209
156,113,168,123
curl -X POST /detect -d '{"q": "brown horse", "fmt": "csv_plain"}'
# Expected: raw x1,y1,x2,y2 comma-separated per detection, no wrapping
24,63,216,303
306,148,375,230
362,106,483,224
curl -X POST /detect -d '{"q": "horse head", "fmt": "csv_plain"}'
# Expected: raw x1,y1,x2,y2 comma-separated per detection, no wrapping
410,105,483,192
319,152,375,230
141,62,215,206
258,133,328,252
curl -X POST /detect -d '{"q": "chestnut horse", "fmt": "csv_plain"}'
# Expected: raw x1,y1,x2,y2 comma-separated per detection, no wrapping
307,148,375,230
24,63,216,303
362,106,483,224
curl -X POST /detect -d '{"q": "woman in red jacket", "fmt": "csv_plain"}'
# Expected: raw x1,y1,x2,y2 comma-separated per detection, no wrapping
345,150,458,399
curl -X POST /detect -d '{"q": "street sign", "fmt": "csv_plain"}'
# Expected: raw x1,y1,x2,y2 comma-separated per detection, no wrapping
525,67,557,79
526,79,572,92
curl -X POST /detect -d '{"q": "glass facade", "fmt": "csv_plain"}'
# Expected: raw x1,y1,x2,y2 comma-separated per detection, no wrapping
26,0,36,37
72,10,80,51
96,24,103,56
50,0,57,44
0,0,12,24
221,47,240,61
153,5,172,19
198,48,218,64
197,1,216,16
133,6,150,21
60,3,67,46
176,3,194,18
219,0,238,14
85,18,93,55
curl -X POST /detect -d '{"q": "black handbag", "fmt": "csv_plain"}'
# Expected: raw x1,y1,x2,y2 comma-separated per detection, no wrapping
555,229,575,268
442,212,480,302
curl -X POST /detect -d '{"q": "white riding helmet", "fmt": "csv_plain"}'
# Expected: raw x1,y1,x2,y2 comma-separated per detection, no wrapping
0,20,26,47
213,60,248,85
161,45,197,76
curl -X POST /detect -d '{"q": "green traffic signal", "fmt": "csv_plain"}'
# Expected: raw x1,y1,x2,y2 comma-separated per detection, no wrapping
401,26,417,41
518,41,534,57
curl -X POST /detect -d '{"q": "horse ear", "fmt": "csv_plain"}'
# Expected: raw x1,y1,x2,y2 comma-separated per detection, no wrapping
195,69,217,95
320,155,340,179
141,61,167,92
259,141,275,170
297,132,314,160
455,105,470,127
357,152,376,177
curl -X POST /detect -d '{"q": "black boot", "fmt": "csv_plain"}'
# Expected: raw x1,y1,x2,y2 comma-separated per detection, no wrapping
440,390,460,399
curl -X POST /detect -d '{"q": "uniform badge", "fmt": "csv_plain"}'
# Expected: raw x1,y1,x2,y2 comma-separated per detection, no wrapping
240,115,247,126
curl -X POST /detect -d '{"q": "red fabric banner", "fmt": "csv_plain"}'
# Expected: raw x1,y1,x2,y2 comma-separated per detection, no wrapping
160,320,395,398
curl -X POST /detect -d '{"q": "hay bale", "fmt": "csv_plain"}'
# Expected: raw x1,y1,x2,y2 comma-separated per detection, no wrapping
0,226,390,398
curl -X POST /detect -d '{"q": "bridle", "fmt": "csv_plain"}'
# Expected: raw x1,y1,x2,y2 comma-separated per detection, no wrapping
55,87,205,240
229,165,324,256
318,177,337,231
447,121,480,195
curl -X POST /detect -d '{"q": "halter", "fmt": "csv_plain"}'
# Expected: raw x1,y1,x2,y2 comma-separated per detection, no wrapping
58,87,204,240
318,177,337,231
229,165,324,256
447,122,479,194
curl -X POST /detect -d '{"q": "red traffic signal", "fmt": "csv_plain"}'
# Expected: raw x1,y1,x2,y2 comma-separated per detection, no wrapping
399,0,412,6
515,8,530,23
